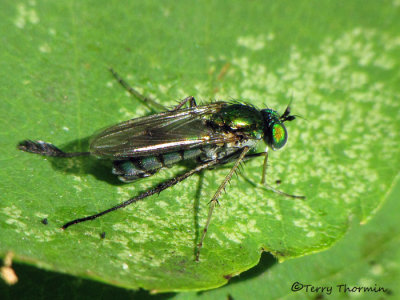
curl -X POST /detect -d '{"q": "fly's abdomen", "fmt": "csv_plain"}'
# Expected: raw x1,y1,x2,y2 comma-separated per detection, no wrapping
112,161,146,182
113,148,203,182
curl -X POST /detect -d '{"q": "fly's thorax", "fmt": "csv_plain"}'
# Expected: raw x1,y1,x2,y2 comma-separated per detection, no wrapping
261,108,288,150
211,104,264,140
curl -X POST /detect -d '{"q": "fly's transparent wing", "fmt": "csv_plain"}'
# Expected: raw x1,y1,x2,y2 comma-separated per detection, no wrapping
90,102,237,158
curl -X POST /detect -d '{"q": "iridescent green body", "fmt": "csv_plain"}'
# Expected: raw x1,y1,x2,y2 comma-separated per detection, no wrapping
105,103,289,182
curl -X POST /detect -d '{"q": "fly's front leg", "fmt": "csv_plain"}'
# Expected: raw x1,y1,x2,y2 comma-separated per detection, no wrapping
109,68,167,111
245,150,305,200
261,146,268,184
262,183,305,199
196,147,250,261
239,148,268,183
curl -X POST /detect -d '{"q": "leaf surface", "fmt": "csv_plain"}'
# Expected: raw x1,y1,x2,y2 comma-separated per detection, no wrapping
0,0,399,292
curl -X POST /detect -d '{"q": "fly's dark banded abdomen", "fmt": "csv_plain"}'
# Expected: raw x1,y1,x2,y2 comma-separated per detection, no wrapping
111,142,253,182
112,148,203,182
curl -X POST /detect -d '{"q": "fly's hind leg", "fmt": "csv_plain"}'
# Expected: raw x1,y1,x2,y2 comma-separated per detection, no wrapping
110,68,197,112
109,68,167,111
62,157,221,230
172,96,197,111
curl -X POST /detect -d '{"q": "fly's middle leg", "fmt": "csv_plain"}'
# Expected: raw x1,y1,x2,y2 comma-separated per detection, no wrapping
196,146,250,261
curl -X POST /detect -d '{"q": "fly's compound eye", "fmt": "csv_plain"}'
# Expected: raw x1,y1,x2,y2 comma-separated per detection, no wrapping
271,123,288,149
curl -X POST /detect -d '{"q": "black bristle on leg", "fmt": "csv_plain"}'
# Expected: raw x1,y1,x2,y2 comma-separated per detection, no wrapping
17,140,90,157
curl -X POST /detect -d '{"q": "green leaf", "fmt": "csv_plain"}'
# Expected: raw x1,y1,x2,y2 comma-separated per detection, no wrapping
1,0,399,293
1,177,399,299
173,174,400,299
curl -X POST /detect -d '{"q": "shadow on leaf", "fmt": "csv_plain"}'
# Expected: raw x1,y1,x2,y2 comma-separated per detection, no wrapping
0,260,176,300
39,137,124,186
0,252,277,299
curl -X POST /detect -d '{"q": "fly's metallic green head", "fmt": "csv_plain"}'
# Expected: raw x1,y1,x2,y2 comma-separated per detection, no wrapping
261,106,296,150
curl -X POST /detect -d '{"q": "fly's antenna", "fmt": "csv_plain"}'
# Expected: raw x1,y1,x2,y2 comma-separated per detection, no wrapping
18,140,90,157
280,94,305,123
280,105,296,122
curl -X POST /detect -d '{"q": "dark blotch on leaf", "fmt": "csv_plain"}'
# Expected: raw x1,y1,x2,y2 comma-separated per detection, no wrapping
223,274,232,280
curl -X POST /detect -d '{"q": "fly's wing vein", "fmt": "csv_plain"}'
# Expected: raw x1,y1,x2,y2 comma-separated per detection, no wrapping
90,102,236,158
